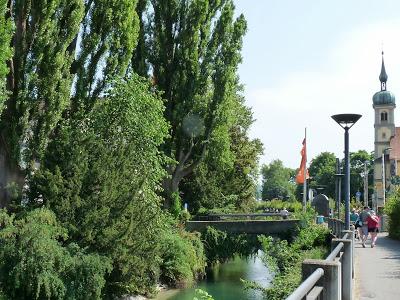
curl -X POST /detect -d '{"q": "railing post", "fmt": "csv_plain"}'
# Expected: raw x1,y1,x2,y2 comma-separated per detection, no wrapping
302,259,341,300
333,220,336,236
332,238,353,300
335,221,339,237
343,228,354,279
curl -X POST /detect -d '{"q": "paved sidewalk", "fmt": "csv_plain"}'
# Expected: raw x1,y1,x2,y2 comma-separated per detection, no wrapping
354,232,400,299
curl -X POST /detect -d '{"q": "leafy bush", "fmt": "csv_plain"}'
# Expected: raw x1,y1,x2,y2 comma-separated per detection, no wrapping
201,226,260,264
0,208,111,299
170,192,182,218
159,229,206,287
29,75,169,296
259,237,299,274
194,289,215,300
247,211,330,299
262,247,327,300
385,190,400,239
293,222,330,250
196,204,237,216
256,199,302,213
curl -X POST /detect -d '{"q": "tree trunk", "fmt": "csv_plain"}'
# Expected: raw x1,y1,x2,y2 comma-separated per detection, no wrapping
162,169,181,208
0,143,24,208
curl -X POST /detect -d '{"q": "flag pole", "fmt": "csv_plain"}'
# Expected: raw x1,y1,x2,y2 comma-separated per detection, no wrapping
303,128,307,212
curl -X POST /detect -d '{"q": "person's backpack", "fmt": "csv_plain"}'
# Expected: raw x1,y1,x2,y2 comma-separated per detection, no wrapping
370,215,379,227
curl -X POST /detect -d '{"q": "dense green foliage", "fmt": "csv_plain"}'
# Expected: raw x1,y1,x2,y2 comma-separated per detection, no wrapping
300,151,373,202
194,289,215,300
1,0,142,203
350,150,373,203
181,101,263,213
28,76,169,296
160,229,206,288
0,0,12,110
261,160,296,201
0,0,261,297
3,0,85,170
73,0,139,111
385,189,400,239
134,0,256,208
201,226,260,265
307,152,336,198
256,199,303,213
249,214,330,299
0,208,111,300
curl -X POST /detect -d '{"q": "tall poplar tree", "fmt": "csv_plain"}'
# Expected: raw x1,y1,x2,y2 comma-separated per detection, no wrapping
0,0,140,206
71,0,139,112
0,0,12,109
181,94,263,212
134,0,248,206
1,0,85,205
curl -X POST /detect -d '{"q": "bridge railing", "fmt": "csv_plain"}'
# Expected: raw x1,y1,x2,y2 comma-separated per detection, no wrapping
193,212,290,221
286,218,354,300
326,217,345,237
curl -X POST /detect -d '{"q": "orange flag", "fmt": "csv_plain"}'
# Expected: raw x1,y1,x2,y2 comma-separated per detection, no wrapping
296,138,309,184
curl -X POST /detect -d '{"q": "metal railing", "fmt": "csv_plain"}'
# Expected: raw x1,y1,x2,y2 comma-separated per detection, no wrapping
194,212,290,221
286,218,354,300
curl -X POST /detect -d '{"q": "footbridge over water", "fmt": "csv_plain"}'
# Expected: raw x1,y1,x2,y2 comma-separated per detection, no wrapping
186,219,301,235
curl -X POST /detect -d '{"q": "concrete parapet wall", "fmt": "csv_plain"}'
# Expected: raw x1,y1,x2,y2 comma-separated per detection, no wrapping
185,219,300,234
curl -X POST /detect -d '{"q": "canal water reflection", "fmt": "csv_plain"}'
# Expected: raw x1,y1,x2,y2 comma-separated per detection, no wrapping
155,252,272,300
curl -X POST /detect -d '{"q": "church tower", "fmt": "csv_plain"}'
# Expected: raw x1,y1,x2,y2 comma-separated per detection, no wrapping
373,52,396,209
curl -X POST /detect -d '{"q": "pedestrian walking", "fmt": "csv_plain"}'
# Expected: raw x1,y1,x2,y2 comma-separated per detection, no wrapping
367,210,380,248
280,207,289,219
359,206,371,248
350,209,360,240
350,208,359,223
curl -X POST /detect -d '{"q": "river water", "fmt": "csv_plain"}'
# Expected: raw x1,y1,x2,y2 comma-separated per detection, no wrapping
154,252,272,300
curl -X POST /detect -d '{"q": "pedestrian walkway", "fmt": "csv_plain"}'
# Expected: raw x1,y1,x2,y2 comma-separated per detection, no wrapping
355,232,400,299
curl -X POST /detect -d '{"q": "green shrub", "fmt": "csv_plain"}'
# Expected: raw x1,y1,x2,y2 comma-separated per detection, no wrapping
0,208,111,299
194,289,215,300
293,222,330,250
196,204,237,216
385,190,400,239
256,199,302,213
29,75,170,297
201,226,260,265
247,211,330,299
263,247,327,300
170,192,182,218
258,236,299,274
159,229,206,288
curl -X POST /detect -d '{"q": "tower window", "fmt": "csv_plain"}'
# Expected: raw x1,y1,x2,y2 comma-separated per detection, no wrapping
381,112,388,122
382,132,386,139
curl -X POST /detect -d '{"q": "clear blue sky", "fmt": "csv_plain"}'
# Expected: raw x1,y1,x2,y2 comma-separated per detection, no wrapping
234,1,400,168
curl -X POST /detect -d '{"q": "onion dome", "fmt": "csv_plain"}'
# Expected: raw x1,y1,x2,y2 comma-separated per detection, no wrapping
373,51,395,106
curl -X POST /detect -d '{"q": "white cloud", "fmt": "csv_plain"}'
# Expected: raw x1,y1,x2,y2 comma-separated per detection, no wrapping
246,21,400,169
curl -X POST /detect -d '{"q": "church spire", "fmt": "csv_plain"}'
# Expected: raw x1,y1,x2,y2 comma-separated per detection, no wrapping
380,51,388,91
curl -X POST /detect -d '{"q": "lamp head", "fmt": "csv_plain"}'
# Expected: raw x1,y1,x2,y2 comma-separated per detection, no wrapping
331,114,362,129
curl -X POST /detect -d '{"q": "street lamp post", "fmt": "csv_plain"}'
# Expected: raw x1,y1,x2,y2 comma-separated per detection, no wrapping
382,147,392,207
334,157,344,219
332,114,362,230
359,162,369,207
363,161,368,207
